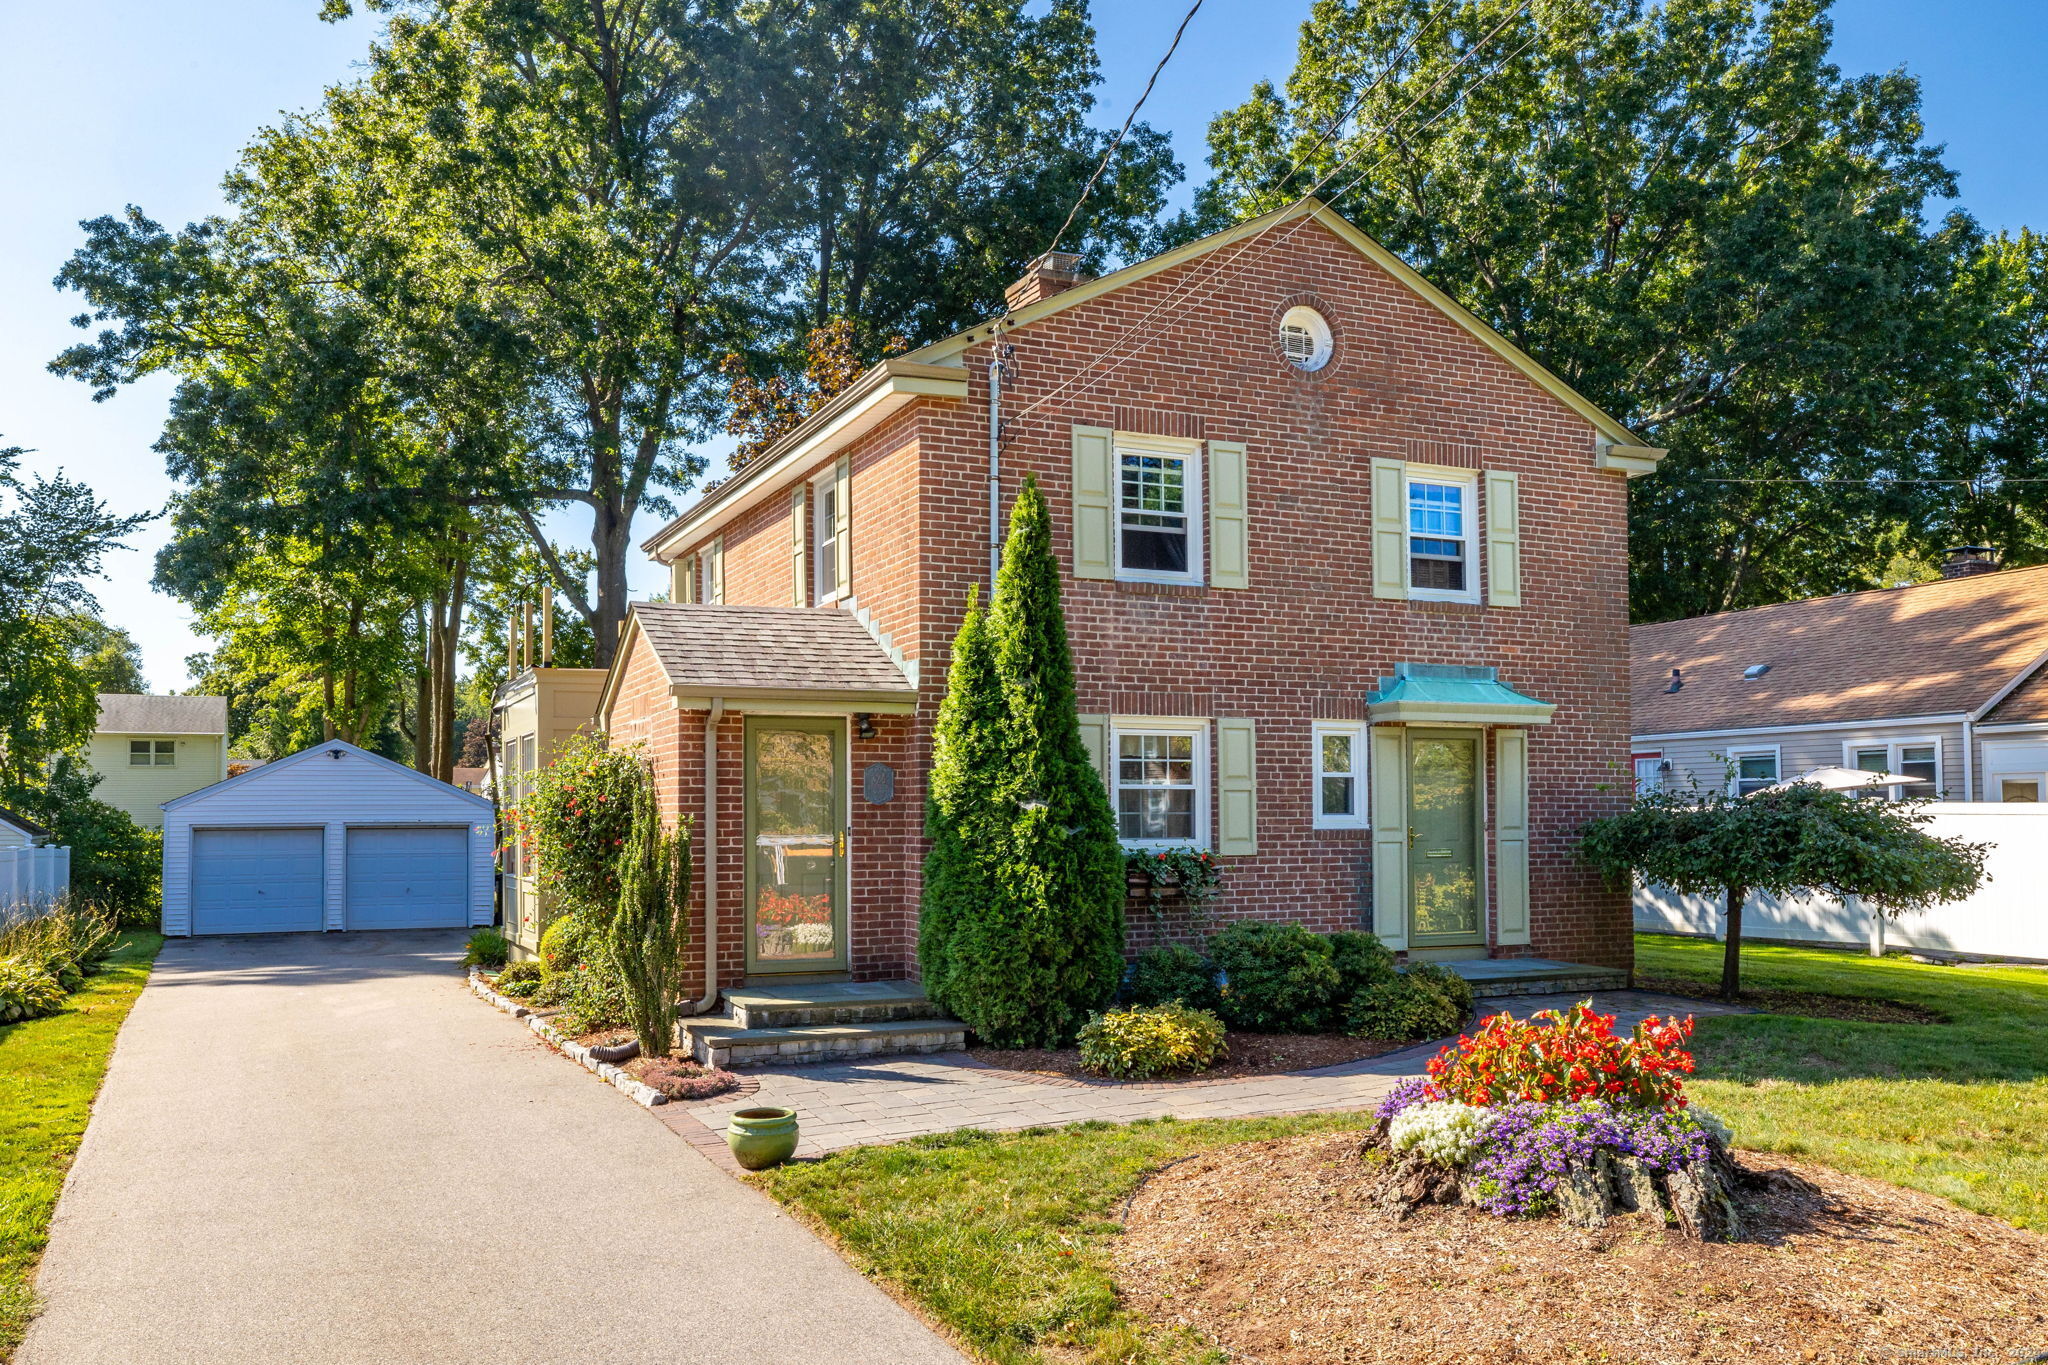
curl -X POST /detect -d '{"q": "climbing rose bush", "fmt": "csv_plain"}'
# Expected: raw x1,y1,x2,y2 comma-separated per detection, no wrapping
515,733,645,921
1425,1001,1697,1109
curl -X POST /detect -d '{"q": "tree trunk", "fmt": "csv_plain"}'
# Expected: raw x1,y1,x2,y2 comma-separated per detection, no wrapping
412,603,433,773
592,500,630,669
1720,882,1746,1000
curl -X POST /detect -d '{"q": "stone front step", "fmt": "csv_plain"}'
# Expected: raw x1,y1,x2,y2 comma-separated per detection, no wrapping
724,978,940,1030
682,1016,967,1069
1440,957,1630,999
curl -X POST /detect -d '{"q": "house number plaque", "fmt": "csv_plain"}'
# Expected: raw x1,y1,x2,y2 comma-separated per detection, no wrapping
863,763,896,804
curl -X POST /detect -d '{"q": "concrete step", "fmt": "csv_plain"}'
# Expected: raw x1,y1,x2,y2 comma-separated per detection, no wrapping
682,1015,967,1068
1440,957,1630,999
724,978,941,1030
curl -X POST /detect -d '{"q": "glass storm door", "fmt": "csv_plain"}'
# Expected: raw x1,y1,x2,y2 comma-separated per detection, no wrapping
745,717,847,974
1407,732,1483,945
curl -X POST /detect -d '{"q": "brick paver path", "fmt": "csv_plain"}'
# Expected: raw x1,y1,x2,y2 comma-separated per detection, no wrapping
667,989,1748,1161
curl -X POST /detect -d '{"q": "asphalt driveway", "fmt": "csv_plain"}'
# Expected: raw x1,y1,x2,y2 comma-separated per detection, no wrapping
19,932,963,1365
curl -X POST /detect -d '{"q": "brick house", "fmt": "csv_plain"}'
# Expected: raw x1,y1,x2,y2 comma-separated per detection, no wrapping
583,197,1663,1027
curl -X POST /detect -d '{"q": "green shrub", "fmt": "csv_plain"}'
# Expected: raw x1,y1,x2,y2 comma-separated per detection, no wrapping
517,733,646,922
557,962,632,1033
495,959,544,997
1125,944,1218,1010
463,928,510,969
539,913,587,975
0,905,116,996
0,955,66,1023
7,755,162,923
1076,1002,1228,1079
1327,930,1397,996
1345,963,1474,1041
1208,921,1340,1033
609,761,693,1057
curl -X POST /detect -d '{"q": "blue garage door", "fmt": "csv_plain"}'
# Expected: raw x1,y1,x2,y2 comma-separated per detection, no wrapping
191,828,324,935
345,827,469,930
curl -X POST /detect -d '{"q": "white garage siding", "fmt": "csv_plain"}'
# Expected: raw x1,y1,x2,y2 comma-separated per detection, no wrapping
162,741,495,936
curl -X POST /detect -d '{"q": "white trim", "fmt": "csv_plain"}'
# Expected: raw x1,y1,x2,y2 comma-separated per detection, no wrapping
162,739,494,815
1402,464,1480,604
1722,744,1781,797
1632,713,1969,744
1311,720,1370,830
1110,717,1210,850
1839,734,1943,799
1973,721,2048,734
810,466,841,606
1112,433,1204,586
1987,772,2048,803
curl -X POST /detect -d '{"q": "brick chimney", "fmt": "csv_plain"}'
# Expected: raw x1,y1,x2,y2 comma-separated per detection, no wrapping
1004,251,1089,309
1940,545,1999,579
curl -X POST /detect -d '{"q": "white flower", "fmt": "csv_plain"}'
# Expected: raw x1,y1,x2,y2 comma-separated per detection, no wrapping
1388,1100,1498,1167
1687,1105,1733,1148
791,923,835,948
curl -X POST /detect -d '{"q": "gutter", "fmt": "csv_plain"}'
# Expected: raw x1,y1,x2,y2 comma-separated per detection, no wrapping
685,696,726,1016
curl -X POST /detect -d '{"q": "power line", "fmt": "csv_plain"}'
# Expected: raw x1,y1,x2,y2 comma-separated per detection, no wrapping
1040,0,1206,264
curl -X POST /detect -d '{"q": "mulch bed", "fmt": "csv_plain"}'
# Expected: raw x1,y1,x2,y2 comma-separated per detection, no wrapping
969,1032,1411,1084
564,1029,745,1101
1633,973,1947,1025
1115,1132,2048,1364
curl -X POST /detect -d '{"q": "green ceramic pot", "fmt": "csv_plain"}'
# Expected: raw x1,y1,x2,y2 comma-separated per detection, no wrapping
725,1106,800,1170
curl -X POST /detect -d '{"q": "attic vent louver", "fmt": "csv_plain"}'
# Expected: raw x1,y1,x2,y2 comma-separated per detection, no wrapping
1665,668,1682,694
1743,664,1771,680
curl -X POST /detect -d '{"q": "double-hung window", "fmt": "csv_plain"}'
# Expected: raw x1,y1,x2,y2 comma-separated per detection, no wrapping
812,475,839,603
1116,438,1202,584
1726,747,1779,797
1406,469,1477,600
1312,721,1368,829
1848,739,1939,799
129,739,175,768
1633,753,1664,795
1112,721,1208,847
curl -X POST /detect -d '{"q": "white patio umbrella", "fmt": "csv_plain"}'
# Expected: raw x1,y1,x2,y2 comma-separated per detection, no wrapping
1753,765,1931,795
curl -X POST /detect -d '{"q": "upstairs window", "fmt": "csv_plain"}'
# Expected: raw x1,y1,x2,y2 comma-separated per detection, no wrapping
1116,440,1202,584
130,739,175,767
812,476,839,603
1406,471,1477,601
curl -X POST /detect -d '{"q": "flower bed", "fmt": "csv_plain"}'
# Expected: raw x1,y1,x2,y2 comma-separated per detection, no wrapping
1364,1000,1744,1239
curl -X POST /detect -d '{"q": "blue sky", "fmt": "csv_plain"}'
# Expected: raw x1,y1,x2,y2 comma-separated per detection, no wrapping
2,0,2043,690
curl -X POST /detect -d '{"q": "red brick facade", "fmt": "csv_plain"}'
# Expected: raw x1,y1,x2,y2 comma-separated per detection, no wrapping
609,210,1639,985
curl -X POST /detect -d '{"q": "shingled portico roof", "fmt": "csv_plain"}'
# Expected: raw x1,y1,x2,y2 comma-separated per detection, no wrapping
611,603,918,711
1632,564,2048,736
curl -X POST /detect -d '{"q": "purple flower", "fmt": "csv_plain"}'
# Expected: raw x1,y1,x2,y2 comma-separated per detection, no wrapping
1377,1075,1442,1120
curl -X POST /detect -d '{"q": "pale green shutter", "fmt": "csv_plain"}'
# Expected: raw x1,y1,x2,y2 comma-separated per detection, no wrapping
1371,458,1408,600
709,536,725,604
1369,726,1408,949
1078,714,1110,792
1216,717,1257,854
791,485,808,606
1208,440,1249,589
1072,425,1115,580
1495,728,1531,945
832,456,852,596
672,555,696,604
1485,469,1522,608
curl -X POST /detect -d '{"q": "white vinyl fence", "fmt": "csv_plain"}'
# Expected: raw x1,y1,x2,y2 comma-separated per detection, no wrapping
1635,803,2048,961
0,845,72,928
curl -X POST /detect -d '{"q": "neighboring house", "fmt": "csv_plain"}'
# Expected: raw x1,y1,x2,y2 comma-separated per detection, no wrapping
87,694,229,828
159,740,495,936
1632,551,2048,802
509,198,1665,1002
0,806,52,851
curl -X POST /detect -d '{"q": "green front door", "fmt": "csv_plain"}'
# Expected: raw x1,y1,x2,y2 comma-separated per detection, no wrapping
744,717,847,975
1407,731,1484,946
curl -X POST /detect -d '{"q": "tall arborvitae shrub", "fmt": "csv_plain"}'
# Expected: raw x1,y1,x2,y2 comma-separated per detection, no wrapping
609,760,693,1057
921,474,1125,1047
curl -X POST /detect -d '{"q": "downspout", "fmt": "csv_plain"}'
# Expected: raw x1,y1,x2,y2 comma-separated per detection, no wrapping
986,340,1013,585
1962,716,1976,801
686,696,726,1015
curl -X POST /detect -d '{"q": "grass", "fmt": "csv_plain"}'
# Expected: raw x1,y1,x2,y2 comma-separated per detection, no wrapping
751,1112,1369,1365
1637,932,2048,1229
0,931,162,1357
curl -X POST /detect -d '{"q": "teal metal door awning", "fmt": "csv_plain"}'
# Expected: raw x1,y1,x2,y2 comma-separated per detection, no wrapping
1366,664,1555,726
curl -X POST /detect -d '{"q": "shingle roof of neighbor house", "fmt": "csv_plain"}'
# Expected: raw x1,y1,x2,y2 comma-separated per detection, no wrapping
1632,564,2048,735
0,805,51,838
95,693,229,735
628,603,916,696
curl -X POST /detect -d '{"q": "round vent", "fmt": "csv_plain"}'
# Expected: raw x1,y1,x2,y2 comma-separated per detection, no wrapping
1279,306,1333,372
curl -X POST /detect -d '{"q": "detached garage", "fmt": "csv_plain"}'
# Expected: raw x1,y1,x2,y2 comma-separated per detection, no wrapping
161,740,495,936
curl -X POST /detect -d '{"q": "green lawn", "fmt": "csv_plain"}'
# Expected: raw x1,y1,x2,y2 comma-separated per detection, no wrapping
0,932,162,1357
1636,932,2048,1229
752,1112,1367,1365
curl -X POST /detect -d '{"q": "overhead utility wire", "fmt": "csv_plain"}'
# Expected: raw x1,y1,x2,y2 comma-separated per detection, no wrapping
1039,0,1207,265
1006,0,1535,430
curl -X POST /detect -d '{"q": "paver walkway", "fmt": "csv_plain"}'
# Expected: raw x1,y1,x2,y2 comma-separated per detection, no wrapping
20,932,963,1365
674,989,1748,1158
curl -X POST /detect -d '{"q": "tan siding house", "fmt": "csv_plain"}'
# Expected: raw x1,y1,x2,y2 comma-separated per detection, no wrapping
87,694,229,829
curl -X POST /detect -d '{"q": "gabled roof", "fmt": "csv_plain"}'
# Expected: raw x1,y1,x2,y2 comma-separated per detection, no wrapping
0,805,51,839
162,738,495,813
606,604,918,714
642,198,1663,560
1631,565,2048,736
96,693,228,736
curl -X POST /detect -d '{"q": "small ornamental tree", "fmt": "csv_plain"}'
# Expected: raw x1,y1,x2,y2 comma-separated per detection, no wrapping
919,475,1125,1047
1580,783,1988,999
517,732,644,925
609,761,693,1058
